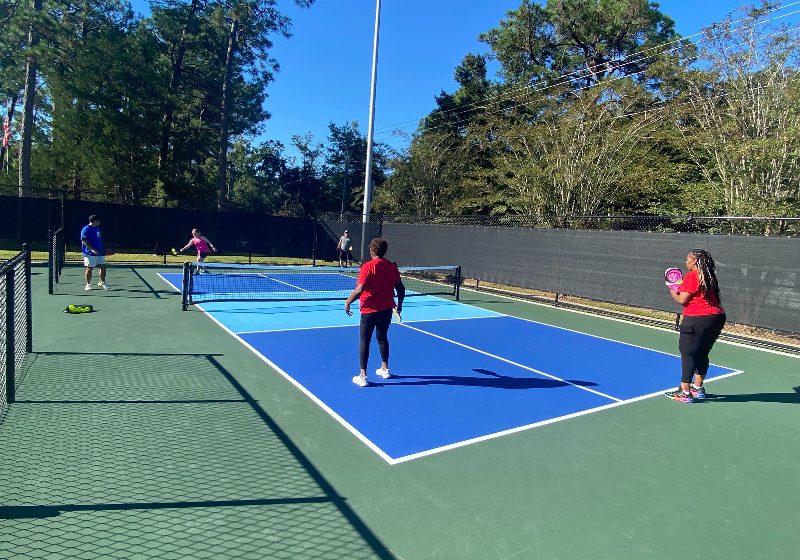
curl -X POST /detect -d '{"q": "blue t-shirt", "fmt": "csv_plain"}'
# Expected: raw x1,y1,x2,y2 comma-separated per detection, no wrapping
80,225,105,256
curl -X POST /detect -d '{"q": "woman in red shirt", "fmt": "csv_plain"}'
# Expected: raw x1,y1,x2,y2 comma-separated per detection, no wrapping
666,249,726,403
344,238,405,387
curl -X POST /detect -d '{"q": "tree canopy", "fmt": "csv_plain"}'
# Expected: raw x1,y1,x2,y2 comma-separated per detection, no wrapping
2,0,798,223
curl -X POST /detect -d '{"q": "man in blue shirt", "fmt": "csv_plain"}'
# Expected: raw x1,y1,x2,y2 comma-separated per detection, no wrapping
81,215,108,290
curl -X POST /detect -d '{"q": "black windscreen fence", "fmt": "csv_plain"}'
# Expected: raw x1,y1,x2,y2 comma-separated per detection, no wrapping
321,219,798,335
0,195,316,259
317,217,382,263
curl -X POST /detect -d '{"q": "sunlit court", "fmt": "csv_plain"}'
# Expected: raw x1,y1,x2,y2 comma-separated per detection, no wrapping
160,266,740,463
3,0,800,557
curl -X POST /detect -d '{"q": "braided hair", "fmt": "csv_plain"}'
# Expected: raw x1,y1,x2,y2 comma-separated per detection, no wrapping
690,249,721,303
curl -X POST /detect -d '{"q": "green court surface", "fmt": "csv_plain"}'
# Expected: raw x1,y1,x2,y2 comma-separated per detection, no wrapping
1,265,798,559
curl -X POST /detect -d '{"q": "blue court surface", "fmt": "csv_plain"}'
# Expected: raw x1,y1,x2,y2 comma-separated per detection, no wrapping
160,272,740,464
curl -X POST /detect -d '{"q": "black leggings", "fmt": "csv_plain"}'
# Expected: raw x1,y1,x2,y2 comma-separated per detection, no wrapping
360,309,392,370
679,313,726,384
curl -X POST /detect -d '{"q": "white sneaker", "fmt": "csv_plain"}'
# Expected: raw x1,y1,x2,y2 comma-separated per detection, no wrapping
84,284,92,291
98,281,108,290
375,367,392,379
352,375,368,387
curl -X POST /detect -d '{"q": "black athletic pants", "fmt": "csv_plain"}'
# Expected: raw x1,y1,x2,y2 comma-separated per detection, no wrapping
360,308,392,370
679,313,726,384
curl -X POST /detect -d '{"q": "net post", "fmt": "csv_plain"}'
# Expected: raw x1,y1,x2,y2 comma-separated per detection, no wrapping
23,243,32,353
48,229,54,295
311,213,318,267
58,228,64,275
454,266,461,300
5,267,16,404
181,262,190,310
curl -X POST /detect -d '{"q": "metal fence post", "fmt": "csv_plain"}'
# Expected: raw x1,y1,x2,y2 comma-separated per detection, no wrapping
23,243,32,353
48,229,54,295
5,267,16,404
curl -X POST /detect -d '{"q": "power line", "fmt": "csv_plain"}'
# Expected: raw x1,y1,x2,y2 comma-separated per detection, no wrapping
369,2,800,144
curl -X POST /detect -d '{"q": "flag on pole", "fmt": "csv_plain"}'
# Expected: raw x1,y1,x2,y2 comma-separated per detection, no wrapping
2,117,9,148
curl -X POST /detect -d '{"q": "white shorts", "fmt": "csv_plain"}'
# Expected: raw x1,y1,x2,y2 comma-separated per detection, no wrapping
83,255,107,268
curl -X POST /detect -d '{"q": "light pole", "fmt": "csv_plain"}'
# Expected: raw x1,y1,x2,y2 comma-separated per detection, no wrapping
361,0,380,262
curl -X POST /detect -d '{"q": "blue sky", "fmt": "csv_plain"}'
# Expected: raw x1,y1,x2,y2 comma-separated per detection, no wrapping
128,1,779,160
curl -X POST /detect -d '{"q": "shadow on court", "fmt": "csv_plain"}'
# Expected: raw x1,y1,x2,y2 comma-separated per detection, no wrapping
51,265,176,299
383,368,598,390
0,351,394,559
704,386,800,404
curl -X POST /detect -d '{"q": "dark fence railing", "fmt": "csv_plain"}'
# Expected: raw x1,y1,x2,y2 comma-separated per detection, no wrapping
2,187,797,352
1,245,32,423
372,213,800,237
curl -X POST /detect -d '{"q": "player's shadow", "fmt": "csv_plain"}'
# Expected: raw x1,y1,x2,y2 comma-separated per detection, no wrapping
386,368,597,390
704,386,800,404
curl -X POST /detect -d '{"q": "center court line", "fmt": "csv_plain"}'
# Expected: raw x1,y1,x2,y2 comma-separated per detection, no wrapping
399,322,623,403
262,275,310,292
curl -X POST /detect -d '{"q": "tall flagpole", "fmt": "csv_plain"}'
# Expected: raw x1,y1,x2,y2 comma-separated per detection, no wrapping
361,0,381,262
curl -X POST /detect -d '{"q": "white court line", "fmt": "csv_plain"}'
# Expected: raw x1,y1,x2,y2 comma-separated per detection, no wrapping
235,314,500,335
156,272,395,463
399,322,622,403
453,293,690,360
237,323,356,335
459,285,800,360
156,272,746,465
261,275,310,292
391,369,746,464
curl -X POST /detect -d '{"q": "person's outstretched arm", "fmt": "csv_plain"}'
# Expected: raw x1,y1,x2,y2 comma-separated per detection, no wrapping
344,284,365,316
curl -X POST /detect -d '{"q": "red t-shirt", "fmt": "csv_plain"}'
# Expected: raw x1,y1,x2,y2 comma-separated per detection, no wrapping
358,258,401,314
680,270,725,316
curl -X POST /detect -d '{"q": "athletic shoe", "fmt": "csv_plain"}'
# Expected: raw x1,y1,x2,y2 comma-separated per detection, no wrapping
690,385,706,400
352,375,368,387
97,281,108,290
665,388,694,403
375,367,392,379
84,283,92,291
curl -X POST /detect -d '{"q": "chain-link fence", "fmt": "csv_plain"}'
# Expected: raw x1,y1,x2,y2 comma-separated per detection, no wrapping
321,212,800,354
374,213,800,236
1,245,32,423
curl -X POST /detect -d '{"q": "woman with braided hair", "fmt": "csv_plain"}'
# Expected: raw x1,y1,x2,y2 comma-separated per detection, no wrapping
666,249,726,403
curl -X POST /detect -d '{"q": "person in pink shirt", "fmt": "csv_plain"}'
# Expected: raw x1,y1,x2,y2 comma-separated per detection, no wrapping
179,229,217,271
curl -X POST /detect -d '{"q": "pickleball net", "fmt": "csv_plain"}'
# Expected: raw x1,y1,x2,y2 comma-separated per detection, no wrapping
48,226,65,294
181,262,461,309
